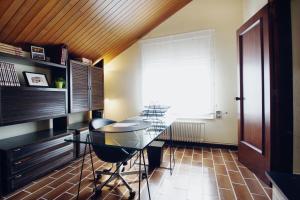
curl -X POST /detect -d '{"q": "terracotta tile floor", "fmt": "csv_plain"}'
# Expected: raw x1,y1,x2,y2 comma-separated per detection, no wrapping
2,146,272,200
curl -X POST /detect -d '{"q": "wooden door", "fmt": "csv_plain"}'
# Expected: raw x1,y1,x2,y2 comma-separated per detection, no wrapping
69,60,89,113
237,5,270,182
89,66,104,110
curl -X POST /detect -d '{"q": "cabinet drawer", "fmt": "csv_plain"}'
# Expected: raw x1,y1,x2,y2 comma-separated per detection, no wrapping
3,150,73,193
8,135,70,161
10,144,73,175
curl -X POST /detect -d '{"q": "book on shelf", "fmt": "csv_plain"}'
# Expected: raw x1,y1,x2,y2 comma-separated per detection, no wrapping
0,61,20,87
0,42,28,57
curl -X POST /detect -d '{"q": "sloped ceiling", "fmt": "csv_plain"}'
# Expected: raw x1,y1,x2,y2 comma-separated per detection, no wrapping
0,0,191,63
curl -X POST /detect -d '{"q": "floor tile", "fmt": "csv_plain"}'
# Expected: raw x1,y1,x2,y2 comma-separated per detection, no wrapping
225,161,239,171
239,167,256,179
232,184,252,200
203,159,214,168
6,190,30,200
215,165,228,175
23,186,53,200
55,192,74,200
219,189,235,200
244,178,265,195
25,176,55,193
216,175,232,190
252,194,269,200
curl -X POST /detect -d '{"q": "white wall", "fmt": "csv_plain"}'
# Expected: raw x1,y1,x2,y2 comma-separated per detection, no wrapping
291,0,300,174
104,0,243,145
243,0,268,21
104,43,143,121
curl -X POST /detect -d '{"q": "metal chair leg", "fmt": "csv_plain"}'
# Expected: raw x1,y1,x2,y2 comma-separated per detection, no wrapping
119,175,133,192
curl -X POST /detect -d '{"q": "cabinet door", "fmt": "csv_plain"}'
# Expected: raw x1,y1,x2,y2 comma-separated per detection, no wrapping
70,60,89,113
0,87,66,125
90,66,104,110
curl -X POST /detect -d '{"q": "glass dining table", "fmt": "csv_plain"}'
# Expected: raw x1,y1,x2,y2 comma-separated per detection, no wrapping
65,116,176,200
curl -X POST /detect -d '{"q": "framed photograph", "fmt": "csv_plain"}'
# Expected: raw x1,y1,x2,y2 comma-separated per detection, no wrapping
23,72,49,87
31,45,45,61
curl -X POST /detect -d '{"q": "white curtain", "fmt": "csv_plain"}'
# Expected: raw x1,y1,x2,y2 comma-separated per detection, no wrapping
141,30,215,118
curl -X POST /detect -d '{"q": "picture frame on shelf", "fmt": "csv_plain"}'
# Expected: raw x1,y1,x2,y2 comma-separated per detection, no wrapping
23,71,49,87
30,45,45,61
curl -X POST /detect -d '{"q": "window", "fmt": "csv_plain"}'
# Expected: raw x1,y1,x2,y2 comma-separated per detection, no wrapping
141,30,215,118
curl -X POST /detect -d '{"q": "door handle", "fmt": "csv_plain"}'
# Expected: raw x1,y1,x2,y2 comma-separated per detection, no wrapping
235,97,244,101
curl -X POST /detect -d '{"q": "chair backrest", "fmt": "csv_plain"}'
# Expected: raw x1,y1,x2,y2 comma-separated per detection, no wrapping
89,118,116,130
89,118,131,163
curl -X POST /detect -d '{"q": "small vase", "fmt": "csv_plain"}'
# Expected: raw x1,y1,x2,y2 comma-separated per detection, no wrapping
55,81,64,89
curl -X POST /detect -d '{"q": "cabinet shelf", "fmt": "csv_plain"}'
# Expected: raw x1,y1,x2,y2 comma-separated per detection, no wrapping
0,52,66,69
0,86,67,92
0,129,73,150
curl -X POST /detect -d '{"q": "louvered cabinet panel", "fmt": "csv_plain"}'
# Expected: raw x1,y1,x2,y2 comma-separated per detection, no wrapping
69,60,89,113
0,87,66,125
90,66,104,110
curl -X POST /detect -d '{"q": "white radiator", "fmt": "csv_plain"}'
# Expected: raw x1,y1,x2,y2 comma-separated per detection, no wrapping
159,119,206,143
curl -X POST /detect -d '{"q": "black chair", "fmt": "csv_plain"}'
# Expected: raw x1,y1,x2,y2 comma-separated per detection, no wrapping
89,118,139,198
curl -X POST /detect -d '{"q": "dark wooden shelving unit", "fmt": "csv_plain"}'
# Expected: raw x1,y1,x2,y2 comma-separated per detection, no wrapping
0,52,104,196
0,51,71,195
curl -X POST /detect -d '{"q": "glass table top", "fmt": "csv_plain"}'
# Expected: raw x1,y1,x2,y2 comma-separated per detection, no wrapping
65,116,174,150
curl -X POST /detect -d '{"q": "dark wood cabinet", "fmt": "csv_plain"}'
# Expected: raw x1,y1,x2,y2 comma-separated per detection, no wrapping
0,87,67,126
69,60,104,113
0,129,74,194
90,66,104,110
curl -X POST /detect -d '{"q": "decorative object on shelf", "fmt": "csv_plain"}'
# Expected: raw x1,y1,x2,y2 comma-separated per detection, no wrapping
30,45,45,61
55,77,65,88
45,44,68,66
23,71,49,87
0,61,20,87
75,57,92,65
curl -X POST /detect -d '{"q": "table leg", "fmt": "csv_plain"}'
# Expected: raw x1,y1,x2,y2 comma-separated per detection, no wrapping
77,141,87,200
169,125,175,175
87,135,97,194
142,150,151,200
138,151,141,200
172,126,175,169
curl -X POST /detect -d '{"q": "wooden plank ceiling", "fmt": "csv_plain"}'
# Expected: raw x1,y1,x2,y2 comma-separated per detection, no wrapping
0,0,191,63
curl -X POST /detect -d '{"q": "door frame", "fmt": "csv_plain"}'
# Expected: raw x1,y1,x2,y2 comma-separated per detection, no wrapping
268,0,293,173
